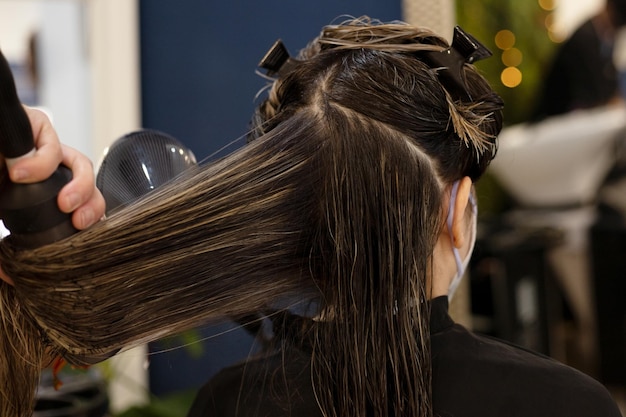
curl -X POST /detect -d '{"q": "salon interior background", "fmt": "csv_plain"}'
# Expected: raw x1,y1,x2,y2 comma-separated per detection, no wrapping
0,0,615,415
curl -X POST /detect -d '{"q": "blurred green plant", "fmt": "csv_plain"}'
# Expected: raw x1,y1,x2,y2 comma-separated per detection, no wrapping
114,390,198,417
96,330,205,417
457,0,561,216
154,329,205,359
457,0,558,125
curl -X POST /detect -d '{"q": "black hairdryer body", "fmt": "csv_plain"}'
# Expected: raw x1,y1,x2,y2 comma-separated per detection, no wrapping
0,48,75,249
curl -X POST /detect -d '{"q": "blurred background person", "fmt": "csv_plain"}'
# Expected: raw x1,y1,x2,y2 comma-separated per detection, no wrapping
530,0,626,121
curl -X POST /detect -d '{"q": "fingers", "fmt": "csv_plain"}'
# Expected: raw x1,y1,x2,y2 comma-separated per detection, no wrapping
57,145,106,230
4,107,63,182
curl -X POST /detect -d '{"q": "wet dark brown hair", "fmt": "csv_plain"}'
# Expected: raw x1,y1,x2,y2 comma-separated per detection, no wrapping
0,17,502,417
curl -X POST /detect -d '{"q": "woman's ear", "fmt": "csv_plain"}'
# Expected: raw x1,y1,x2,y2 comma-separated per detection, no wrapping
450,176,473,249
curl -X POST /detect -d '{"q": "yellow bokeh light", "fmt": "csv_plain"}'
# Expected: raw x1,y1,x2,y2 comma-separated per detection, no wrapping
501,67,522,88
544,13,556,32
502,47,523,67
538,0,556,11
495,30,516,50
548,29,566,43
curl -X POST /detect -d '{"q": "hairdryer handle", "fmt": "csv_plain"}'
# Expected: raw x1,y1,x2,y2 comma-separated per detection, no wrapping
0,49,34,158
0,48,76,249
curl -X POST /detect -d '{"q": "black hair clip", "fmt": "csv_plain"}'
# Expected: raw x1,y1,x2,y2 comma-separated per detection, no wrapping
258,39,302,77
422,26,492,102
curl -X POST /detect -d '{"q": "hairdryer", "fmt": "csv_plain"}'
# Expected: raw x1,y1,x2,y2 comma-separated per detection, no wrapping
0,48,76,249
96,129,197,215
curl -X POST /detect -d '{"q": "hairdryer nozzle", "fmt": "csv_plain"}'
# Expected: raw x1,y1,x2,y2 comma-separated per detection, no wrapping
96,129,197,215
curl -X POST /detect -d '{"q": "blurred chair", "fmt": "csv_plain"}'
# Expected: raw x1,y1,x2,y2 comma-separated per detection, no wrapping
486,104,626,378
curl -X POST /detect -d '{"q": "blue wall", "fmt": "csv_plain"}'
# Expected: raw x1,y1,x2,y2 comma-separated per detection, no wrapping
139,0,402,397
140,0,402,160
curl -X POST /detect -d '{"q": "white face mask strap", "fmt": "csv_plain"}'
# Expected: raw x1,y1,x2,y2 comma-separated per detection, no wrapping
446,180,478,299
446,181,464,273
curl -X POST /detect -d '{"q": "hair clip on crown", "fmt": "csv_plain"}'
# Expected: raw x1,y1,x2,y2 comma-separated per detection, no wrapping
258,40,302,77
422,26,492,102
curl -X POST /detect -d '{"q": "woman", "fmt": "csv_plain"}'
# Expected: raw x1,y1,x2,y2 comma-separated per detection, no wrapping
187,18,622,417
0,17,621,417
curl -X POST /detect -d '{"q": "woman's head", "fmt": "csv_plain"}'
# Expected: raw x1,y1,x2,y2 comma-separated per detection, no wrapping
251,17,504,184
248,15,503,317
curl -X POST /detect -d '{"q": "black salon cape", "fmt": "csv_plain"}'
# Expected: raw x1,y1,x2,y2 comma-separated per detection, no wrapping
187,296,622,417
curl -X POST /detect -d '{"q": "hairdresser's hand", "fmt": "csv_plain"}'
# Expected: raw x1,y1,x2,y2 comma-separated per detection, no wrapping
3,107,106,229
0,107,105,284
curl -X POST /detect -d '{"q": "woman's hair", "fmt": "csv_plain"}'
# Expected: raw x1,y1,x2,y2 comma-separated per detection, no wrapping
0,17,502,417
